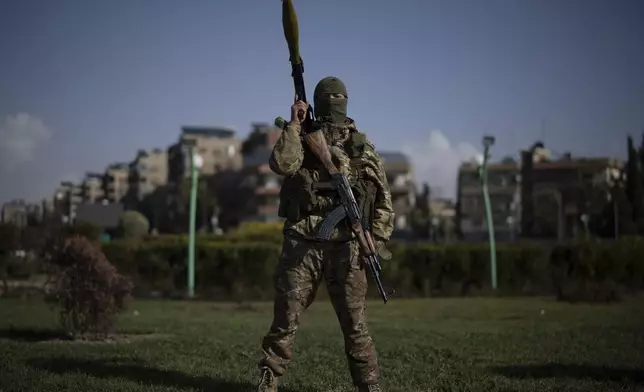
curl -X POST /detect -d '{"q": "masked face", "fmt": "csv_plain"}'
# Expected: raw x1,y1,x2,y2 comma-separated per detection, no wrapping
313,77,348,125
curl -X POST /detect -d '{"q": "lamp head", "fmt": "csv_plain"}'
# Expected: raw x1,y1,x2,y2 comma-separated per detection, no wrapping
483,135,495,148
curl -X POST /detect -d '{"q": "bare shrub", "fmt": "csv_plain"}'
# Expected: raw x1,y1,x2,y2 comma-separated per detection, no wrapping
46,235,133,339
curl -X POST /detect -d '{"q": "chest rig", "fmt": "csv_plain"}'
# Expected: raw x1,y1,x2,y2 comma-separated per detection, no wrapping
277,130,378,229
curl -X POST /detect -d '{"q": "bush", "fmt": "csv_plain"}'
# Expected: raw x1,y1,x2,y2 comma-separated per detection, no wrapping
549,237,644,303
100,237,644,301
0,223,22,296
0,223,21,254
46,236,133,339
222,221,284,243
20,226,48,254
60,221,103,243
117,211,150,239
103,240,281,300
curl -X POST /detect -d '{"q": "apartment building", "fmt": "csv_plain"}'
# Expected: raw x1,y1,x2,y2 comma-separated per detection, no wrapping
456,161,520,241
41,196,55,219
167,126,243,184
1,200,32,227
103,163,129,203
456,145,623,241
228,123,283,223
128,148,168,199
379,151,416,233
55,181,84,222
81,172,105,203
520,149,623,239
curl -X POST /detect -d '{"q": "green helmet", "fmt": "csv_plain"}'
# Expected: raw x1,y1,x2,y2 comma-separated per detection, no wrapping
313,76,347,124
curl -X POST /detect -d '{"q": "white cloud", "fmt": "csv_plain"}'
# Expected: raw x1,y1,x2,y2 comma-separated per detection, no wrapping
402,130,480,200
0,113,52,172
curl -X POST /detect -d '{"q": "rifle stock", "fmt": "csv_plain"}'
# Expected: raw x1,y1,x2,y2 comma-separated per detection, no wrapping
303,131,338,174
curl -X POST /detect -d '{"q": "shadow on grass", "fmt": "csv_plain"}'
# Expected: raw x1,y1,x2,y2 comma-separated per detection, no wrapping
28,357,318,392
491,363,644,384
0,327,70,342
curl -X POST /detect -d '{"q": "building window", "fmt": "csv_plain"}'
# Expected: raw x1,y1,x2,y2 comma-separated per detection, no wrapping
395,215,407,229
394,175,406,187
228,145,236,157
265,177,279,189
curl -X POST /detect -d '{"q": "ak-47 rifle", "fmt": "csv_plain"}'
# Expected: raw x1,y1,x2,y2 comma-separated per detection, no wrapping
280,0,393,304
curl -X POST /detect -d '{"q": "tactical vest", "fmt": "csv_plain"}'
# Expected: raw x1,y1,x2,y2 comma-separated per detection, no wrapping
277,131,378,229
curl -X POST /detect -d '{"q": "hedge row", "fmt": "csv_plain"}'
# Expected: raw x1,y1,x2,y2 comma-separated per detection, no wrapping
100,237,644,301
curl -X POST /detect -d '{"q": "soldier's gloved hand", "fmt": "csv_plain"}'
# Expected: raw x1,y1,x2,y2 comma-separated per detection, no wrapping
375,240,392,260
291,100,309,126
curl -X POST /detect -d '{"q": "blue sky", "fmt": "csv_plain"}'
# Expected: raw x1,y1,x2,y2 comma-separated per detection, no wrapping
1,0,643,202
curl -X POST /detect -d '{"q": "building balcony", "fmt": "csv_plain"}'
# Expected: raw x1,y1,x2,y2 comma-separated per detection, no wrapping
255,186,281,196
390,183,413,195
257,205,279,215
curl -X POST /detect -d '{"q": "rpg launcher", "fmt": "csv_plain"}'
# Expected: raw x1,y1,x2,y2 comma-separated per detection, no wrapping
279,0,393,304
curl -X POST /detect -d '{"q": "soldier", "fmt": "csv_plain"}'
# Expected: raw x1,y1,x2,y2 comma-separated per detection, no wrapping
256,76,395,392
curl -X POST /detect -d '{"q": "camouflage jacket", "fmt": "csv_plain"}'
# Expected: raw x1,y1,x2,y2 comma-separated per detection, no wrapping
269,118,395,243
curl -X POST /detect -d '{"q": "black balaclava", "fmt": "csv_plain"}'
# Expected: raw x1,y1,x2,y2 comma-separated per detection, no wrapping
313,76,348,125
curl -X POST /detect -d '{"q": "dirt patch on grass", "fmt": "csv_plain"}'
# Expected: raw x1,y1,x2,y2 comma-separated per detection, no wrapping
46,333,173,345
210,302,262,312
0,327,171,344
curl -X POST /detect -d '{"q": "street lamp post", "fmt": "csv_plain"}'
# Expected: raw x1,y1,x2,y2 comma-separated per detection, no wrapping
606,169,620,239
506,216,515,241
606,192,619,239
580,213,590,240
431,217,440,243
55,192,69,225
187,147,203,298
478,135,497,290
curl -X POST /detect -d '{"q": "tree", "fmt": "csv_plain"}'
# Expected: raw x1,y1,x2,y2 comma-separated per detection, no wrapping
139,185,170,233
410,183,431,239
151,176,219,234
625,135,644,233
639,130,644,185
46,236,133,339
117,210,150,239
0,223,21,295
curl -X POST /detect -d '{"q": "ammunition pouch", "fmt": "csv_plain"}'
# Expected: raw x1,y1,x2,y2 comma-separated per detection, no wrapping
278,169,317,222
277,130,378,228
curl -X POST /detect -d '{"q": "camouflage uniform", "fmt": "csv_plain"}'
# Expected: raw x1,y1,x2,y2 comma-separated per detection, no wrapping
257,77,394,392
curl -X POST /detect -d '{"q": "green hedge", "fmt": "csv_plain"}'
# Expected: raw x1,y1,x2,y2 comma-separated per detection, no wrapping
102,241,281,299
100,237,644,301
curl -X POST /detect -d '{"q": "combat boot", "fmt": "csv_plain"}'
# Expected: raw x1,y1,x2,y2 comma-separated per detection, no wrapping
356,384,382,392
257,366,278,392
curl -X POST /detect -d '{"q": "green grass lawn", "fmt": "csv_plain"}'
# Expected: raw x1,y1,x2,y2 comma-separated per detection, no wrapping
0,296,643,392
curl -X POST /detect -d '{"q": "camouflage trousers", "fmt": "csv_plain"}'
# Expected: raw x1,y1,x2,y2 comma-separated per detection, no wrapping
258,234,380,386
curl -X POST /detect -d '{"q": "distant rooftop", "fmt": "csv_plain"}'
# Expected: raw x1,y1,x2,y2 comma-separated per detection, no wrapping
243,147,272,167
137,148,165,158
379,151,410,165
181,126,235,139
107,162,129,171
2,199,27,206
459,155,620,172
